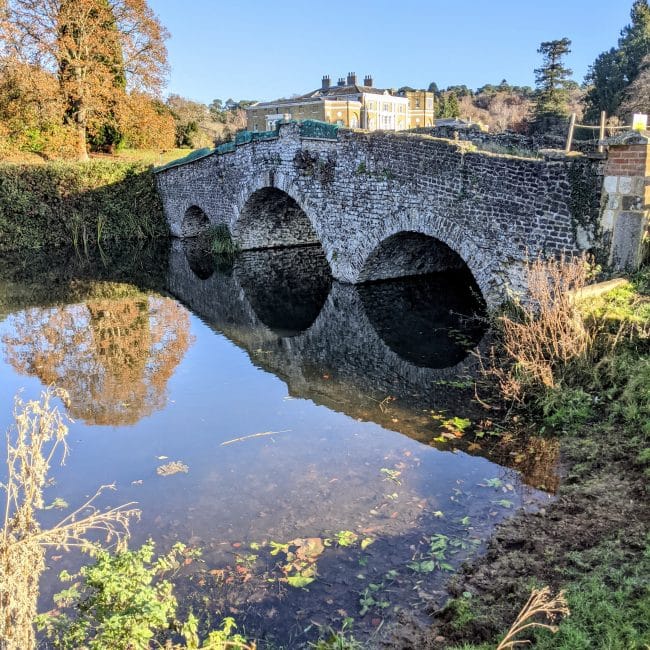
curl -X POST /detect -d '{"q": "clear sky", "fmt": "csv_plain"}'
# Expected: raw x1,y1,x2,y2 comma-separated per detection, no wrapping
147,0,632,105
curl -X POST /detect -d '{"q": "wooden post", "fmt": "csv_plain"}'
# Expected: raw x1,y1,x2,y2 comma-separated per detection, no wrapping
598,111,606,153
565,113,576,154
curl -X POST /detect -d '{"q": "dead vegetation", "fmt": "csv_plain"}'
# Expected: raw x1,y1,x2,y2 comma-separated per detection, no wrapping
0,387,138,650
486,254,594,403
496,587,570,649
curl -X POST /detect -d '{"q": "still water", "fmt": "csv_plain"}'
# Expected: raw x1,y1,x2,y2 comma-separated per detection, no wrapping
0,241,555,647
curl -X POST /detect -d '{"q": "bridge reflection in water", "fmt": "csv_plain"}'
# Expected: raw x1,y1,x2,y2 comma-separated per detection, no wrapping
171,239,487,435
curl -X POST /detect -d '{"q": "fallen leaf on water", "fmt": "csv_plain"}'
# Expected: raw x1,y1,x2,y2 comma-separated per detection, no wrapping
156,461,188,476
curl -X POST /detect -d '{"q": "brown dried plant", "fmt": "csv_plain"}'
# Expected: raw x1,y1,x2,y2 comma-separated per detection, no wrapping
0,387,138,650
489,254,595,403
496,586,570,649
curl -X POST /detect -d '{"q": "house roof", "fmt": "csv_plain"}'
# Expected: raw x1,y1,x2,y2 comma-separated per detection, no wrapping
249,84,399,110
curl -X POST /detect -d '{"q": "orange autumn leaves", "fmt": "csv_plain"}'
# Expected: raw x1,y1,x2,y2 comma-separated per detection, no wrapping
2,285,193,425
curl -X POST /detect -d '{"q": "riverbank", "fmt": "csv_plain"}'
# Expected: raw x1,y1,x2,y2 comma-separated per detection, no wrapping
0,160,167,254
414,268,650,649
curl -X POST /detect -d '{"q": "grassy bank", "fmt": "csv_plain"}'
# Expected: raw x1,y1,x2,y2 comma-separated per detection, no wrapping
424,265,650,649
0,160,167,254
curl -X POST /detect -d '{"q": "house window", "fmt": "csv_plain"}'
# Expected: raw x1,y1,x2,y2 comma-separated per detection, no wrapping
415,98,420,108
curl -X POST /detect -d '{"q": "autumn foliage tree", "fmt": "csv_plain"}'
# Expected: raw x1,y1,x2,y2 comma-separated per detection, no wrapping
3,0,169,159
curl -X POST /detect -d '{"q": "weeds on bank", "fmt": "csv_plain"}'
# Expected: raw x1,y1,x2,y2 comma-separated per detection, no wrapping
483,256,649,436
37,540,255,650
0,388,137,650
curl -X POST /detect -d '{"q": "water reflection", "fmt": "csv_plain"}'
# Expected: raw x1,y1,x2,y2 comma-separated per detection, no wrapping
0,242,558,648
2,285,192,425
236,247,332,337
358,272,486,368
170,240,486,420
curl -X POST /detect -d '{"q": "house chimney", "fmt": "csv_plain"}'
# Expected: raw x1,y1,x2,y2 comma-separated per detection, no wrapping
321,75,330,90
337,77,345,87
363,75,373,87
347,72,357,85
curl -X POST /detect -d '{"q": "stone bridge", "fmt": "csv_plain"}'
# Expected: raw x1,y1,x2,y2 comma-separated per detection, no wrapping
156,122,649,306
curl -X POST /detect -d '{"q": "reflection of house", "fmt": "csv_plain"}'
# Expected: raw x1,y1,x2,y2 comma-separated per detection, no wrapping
246,73,434,132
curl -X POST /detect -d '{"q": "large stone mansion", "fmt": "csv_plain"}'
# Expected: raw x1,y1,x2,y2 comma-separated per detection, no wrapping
246,73,434,132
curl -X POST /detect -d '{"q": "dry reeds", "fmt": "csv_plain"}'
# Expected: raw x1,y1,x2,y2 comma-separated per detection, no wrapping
489,254,595,403
0,387,138,650
497,586,570,649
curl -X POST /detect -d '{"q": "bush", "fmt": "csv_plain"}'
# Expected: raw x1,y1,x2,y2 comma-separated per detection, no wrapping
0,161,167,253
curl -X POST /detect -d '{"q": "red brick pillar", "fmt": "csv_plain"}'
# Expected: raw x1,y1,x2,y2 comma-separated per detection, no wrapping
602,131,649,269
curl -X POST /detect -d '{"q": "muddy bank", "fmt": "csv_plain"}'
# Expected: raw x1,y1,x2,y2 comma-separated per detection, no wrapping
402,419,650,649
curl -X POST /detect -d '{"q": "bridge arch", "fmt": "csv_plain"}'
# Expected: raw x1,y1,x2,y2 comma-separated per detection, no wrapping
182,205,211,238
233,183,324,253
355,216,496,304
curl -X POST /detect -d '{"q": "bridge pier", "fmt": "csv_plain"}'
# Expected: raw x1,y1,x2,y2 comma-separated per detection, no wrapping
601,132,650,270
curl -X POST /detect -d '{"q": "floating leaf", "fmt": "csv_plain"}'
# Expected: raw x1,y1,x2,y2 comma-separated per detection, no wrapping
360,537,375,551
286,575,314,588
336,530,358,547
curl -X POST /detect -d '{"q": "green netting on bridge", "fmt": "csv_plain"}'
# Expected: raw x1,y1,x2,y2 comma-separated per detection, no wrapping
299,120,339,139
155,120,339,173
154,148,215,173
216,141,236,154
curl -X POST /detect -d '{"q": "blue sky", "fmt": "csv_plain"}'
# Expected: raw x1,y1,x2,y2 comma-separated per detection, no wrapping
147,0,632,104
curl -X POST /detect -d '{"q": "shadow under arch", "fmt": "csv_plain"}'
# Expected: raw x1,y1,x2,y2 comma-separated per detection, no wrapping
357,231,487,368
182,205,210,238
234,186,322,251
234,247,332,337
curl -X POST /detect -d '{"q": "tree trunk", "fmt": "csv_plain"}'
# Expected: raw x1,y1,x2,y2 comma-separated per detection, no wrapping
75,119,88,162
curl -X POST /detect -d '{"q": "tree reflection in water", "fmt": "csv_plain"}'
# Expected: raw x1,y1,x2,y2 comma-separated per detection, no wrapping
2,283,192,425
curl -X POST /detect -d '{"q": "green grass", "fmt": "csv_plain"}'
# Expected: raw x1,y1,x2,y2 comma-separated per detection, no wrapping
532,540,650,650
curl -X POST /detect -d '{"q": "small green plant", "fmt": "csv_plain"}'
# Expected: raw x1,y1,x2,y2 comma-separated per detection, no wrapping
208,224,239,256
37,540,191,648
37,540,253,649
354,162,367,174
309,617,363,649
335,530,358,547
379,468,402,484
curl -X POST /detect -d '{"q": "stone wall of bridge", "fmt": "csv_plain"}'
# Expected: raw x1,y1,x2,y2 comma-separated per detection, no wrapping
156,122,612,305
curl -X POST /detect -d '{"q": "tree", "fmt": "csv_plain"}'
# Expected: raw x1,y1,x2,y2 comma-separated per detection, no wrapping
437,91,460,119
584,0,650,121
533,38,573,133
620,53,650,115
4,0,168,160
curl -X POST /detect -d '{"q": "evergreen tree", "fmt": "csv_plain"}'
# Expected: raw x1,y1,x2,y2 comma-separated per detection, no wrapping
533,38,573,133
584,0,650,121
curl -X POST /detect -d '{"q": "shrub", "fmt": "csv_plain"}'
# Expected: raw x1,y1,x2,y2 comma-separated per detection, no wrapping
0,161,167,253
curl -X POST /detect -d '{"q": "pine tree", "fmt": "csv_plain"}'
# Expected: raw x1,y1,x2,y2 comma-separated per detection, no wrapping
533,38,573,133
